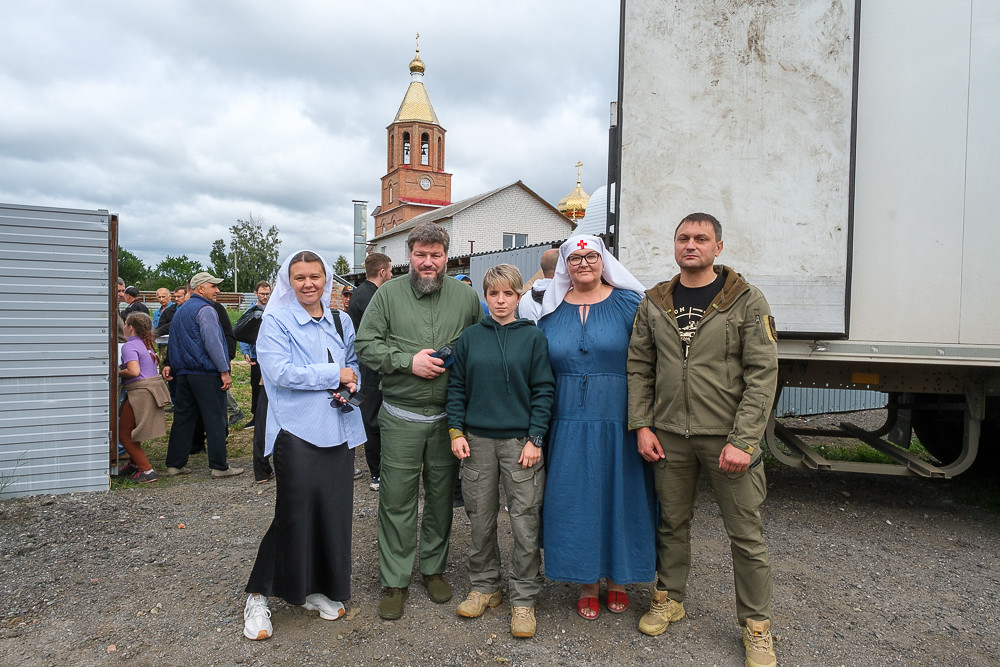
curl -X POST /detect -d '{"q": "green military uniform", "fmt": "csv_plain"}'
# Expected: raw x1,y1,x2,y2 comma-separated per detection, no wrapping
626,265,778,624
355,275,482,588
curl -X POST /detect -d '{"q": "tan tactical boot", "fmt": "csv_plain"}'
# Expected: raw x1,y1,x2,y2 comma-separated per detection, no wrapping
743,618,777,667
637,588,685,637
510,606,536,638
456,590,502,618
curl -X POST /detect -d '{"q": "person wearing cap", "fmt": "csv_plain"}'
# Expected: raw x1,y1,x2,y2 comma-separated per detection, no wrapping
121,286,150,318
161,271,244,478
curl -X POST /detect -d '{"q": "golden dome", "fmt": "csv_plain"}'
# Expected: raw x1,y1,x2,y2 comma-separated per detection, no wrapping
557,162,590,220
394,35,439,125
409,53,425,74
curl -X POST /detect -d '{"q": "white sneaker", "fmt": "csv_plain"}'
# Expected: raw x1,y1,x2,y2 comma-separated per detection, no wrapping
243,594,272,640
303,593,346,620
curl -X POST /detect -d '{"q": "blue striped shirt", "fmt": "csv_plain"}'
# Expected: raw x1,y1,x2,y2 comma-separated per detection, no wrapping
257,301,366,455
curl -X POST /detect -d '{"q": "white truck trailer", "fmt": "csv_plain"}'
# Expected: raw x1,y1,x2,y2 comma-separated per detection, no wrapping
613,0,1000,476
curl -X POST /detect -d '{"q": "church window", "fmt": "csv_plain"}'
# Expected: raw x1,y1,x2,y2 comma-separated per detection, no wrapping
389,185,393,203
437,137,443,169
403,132,410,165
390,135,395,166
420,133,429,165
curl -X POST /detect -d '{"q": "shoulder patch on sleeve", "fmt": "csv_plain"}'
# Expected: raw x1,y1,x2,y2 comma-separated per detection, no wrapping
766,315,778,342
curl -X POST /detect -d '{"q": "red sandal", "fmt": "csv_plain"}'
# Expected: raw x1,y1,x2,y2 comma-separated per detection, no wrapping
606,590,629,613
577,596,600,620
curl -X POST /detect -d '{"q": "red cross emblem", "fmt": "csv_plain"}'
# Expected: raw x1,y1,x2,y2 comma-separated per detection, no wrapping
576,239,588,249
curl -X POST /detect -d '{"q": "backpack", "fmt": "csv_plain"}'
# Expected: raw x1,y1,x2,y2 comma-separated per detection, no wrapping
233,304,264,344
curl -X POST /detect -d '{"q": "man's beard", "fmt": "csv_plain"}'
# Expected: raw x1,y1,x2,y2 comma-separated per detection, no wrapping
409,265,445,295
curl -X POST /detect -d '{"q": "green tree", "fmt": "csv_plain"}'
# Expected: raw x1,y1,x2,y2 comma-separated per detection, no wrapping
333,255,350,275
209,239,234,292
149,255,204,289
229,213,281,292
118,246,148,289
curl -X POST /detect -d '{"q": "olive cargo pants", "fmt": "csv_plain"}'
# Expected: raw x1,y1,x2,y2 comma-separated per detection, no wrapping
653,432,772,624
462,434,545,606
377,409,459,588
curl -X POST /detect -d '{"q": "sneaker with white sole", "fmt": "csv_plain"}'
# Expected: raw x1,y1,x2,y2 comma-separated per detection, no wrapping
243,594,272,640
303,593,345,620
130,469,158,483
370,475,380,491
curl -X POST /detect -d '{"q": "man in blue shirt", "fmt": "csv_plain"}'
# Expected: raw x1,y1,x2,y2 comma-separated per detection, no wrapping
152,288,171,328
162,271,244,478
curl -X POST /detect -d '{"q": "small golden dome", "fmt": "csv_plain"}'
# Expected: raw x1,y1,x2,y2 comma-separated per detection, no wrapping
409,53,425,74
557,162,590,221
410,33,425,74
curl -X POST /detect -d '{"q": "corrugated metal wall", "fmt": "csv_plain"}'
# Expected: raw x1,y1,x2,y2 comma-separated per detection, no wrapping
468,243,559,296
776,387,887,417
0,203,111,498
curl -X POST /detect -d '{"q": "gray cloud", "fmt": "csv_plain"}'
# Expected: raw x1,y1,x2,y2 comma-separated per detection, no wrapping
0,0,619,270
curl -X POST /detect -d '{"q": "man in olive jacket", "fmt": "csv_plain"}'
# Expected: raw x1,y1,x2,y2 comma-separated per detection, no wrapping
355,223,481,621
626,213,779,667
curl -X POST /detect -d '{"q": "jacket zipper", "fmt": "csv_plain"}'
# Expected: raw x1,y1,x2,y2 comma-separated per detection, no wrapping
725,322,731,387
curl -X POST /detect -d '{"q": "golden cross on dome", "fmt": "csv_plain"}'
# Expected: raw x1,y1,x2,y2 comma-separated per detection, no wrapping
416,33,420,55
575,161,583,184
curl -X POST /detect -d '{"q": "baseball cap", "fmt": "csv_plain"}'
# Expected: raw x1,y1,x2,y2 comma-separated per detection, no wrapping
123,286,140,297
190,271,224,288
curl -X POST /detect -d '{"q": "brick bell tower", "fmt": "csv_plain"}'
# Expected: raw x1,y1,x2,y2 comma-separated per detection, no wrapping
373,38,453,237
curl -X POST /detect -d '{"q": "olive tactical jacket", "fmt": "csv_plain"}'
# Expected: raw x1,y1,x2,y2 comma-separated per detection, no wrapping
626,265,778,454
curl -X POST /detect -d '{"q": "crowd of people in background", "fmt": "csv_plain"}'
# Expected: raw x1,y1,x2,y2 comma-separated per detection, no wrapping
115,214,779,667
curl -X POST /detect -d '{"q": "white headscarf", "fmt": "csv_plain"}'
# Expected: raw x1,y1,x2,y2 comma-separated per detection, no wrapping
265,250,334,317
538,234,646,320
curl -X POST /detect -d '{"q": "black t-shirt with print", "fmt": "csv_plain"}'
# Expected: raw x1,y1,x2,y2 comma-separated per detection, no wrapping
673,272,725,356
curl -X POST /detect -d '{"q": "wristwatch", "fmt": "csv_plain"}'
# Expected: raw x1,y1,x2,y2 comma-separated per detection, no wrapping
526,435,543,447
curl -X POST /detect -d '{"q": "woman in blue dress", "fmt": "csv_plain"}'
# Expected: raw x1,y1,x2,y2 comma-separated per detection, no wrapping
537,234,656,620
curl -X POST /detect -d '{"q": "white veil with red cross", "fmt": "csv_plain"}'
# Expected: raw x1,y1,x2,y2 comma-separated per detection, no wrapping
537,234,646,321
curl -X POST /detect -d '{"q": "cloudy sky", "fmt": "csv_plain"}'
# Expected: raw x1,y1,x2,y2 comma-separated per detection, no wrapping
0,0,620,271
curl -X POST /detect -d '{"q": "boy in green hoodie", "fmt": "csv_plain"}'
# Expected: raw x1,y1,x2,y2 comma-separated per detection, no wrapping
446,264,555,639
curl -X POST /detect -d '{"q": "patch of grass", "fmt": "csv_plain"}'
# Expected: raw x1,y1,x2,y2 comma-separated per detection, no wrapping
814,443,896,464
114,361,255,488
811,437,933,465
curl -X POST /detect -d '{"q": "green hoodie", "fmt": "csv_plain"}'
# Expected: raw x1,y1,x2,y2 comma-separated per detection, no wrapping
446,316,555,440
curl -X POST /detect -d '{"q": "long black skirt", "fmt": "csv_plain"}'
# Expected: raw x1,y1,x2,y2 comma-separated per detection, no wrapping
245,429,353,605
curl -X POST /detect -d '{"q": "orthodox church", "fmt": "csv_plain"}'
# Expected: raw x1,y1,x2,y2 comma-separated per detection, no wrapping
369,44,576,265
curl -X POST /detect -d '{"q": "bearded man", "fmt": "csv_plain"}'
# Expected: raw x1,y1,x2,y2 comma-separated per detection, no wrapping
355,223,482,621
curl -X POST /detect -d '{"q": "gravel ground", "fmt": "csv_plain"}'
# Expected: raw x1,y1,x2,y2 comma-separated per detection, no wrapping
2,413,999,667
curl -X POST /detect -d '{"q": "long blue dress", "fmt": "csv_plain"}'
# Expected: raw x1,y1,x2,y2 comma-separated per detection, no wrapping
538,288,656,584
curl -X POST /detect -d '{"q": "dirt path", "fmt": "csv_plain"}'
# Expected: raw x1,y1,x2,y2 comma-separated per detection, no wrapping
2,452,999,666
